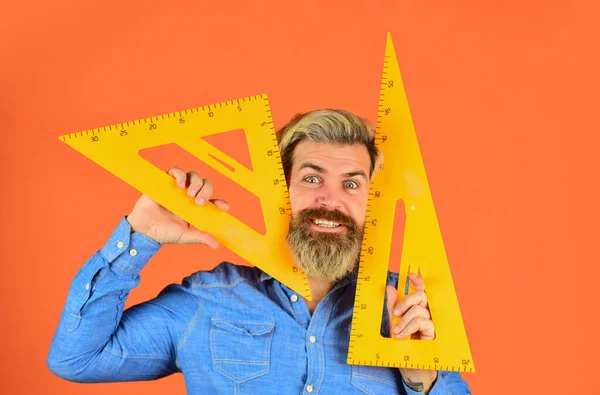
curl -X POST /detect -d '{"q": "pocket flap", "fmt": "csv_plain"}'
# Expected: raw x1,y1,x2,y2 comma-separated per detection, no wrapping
211,319,274,337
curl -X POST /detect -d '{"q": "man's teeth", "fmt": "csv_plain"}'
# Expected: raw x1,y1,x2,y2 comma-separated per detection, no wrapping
312,219,341,228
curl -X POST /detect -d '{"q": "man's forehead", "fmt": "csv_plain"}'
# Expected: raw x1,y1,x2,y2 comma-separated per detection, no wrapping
294,142,368,161
292,142,370,174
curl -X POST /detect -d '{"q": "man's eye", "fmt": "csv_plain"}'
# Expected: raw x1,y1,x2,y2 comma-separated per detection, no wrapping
305,176,319,183
345,180,359,189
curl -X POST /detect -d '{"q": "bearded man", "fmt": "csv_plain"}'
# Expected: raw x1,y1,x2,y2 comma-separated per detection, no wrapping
47,109,472,394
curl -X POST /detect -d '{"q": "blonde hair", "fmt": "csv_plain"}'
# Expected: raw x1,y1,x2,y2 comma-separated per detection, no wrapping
276,109,382,181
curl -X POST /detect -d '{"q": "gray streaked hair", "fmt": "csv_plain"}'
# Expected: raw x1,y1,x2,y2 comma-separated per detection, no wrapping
276,109,383,181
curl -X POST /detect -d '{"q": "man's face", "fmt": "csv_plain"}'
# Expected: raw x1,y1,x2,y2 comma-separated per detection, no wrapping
285,140,372,282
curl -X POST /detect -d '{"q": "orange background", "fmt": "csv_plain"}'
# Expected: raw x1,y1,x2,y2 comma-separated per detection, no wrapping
2,1,599,394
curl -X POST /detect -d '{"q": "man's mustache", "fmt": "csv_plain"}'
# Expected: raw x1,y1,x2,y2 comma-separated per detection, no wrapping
296,207,358,231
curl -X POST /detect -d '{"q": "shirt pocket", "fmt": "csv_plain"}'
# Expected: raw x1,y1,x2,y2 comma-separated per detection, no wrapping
350,364,401,395
209,318,275,384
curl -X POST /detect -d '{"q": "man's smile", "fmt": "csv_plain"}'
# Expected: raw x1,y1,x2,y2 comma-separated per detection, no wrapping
308,218,347,232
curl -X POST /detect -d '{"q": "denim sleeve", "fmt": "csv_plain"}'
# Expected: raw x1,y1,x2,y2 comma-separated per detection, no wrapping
47,217,202,383
402,370,472,394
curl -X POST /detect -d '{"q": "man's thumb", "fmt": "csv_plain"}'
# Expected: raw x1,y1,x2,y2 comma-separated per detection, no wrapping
385,285,398,333
179,229,219,249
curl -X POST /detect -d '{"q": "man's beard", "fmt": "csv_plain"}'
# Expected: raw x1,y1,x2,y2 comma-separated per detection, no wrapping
285,206,364,282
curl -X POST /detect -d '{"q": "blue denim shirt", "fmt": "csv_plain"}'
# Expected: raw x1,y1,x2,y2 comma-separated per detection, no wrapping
47,217,472,394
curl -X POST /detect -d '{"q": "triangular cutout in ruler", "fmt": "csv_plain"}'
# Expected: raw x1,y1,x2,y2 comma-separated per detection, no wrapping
201,128,254,171
137,138,267,236
347,33,475,372
58,95,311,300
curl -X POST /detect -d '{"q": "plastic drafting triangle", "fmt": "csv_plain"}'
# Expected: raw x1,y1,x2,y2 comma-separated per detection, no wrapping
347,33,475,373
58,32,473,372
58,94,312,300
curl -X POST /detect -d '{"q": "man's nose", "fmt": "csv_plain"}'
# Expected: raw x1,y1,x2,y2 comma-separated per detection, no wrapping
315,184,342,209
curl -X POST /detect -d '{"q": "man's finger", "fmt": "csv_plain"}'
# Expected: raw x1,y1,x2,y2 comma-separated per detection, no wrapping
167,167,187,188
386,285,399,331
392,305,430,337
396,317,435,340
195,178,214,205
409,272,426,292
187,171,204,198
210,199,230,212
393,290,428,316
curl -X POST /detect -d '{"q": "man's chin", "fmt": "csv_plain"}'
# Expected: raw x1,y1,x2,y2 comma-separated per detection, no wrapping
292,245,360,283
286,217,363,283
296,258,359,283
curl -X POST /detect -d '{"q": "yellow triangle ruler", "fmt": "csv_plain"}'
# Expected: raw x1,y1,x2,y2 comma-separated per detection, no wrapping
58,95,312,300
58,32,473,372
347,33,475,372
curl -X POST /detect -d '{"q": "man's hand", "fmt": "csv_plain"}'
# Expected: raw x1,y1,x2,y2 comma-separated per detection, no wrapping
126,167,230,247
386,273,437,394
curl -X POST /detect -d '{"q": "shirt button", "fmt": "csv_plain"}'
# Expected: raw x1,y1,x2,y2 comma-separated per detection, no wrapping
306,385,314,393
129,249,137,256
309,336,316,343
290,294,298,302
85,283,90,290
117,241,124,248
